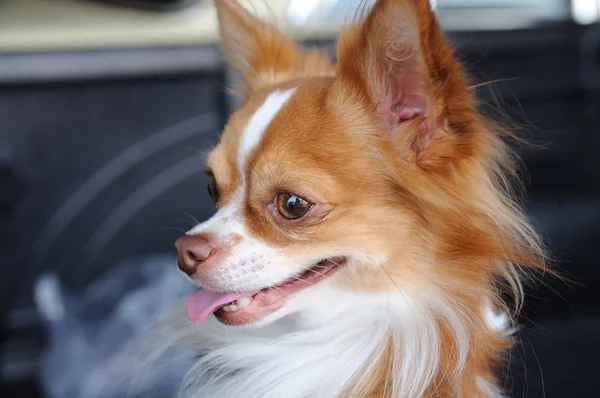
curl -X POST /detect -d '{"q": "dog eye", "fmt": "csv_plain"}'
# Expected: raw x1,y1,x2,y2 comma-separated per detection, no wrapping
207,175,220,205
276,193,312,219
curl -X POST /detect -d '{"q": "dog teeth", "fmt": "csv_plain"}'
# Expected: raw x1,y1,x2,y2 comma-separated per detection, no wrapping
235,296,253,308
222,304,238,312
221,296,253,312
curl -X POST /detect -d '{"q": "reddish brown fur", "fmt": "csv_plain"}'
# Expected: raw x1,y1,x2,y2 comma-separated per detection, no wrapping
215,0,335,98
209,0,546,396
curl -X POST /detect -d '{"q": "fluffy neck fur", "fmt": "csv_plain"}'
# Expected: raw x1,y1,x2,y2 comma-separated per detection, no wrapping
140,275,508,398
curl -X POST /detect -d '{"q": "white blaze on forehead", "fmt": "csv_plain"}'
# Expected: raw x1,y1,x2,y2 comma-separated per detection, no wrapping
238,88,297,177
184,88,299,292
189,87,297,239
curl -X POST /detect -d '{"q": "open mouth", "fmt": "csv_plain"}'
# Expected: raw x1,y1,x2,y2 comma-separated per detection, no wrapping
185,257,346,326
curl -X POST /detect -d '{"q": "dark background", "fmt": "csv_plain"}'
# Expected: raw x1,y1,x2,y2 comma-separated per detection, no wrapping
2,0,600,397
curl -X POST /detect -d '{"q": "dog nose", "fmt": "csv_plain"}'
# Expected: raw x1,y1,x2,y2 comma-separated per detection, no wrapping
175,235,214,276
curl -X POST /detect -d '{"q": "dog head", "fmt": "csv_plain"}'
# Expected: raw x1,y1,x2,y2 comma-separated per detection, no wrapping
176,0,542,328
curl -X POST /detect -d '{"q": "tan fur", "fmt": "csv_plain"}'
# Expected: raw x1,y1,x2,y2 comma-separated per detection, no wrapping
215,0,335,98
208,0,547,396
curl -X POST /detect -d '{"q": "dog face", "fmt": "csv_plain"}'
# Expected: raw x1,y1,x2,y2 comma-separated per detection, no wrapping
179,75,423,325
176,0,541,328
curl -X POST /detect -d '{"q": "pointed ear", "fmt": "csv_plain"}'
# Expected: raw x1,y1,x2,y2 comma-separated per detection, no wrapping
336,0,475,166
214,0,334,98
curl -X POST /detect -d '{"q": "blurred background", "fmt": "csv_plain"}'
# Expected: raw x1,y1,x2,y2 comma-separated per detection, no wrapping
1,0,600,397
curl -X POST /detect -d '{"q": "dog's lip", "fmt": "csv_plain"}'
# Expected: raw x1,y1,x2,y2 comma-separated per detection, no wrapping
214,257,347,326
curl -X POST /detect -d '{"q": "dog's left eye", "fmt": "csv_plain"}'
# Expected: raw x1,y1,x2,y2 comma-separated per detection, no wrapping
207,175,220,206
276,193,312,219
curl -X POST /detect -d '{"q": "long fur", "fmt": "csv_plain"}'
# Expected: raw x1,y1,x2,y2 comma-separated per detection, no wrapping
128,1,549,397
140,289,472,398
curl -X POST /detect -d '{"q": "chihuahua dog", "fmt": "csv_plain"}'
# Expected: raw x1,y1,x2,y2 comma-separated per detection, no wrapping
171,0,545,396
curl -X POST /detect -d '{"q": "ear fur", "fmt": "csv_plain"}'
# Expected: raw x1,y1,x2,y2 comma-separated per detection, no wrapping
214,0,334,98
335,0,477,169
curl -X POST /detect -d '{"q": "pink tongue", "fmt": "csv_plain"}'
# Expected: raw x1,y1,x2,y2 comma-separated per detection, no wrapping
185,290,249,323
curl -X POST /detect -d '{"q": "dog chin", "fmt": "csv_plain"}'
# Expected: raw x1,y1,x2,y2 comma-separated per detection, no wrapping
262,284,359,331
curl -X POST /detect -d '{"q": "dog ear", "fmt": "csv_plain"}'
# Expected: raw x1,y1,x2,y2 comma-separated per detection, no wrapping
335,0,477,170
214,0,334,98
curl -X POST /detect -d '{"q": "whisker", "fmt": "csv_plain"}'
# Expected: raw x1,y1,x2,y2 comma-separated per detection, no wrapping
270,286,289,297
159,226,187,234
306,268,329,278
326,259,341,267
378,263,420,321
255,290,273,305
184,212,200,226
292,276,314,286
